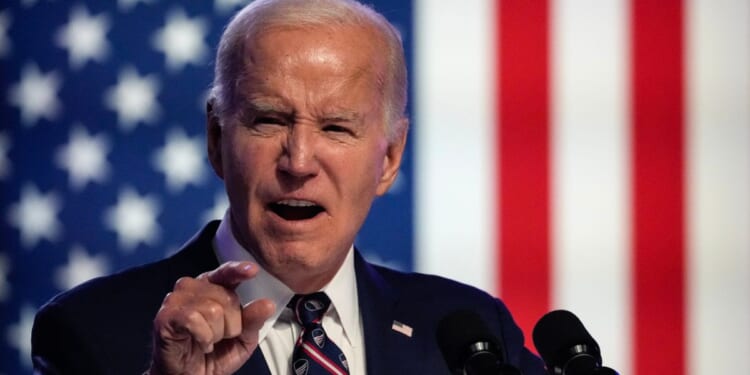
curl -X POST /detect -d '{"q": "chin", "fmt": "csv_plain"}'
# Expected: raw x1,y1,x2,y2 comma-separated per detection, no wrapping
282,242,346,269
263,242,321,265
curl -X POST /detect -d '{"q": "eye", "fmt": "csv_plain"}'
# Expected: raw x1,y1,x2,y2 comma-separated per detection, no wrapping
254,116,285,126
322,124,352,134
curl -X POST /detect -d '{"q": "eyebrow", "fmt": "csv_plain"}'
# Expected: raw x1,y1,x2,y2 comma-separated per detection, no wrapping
244,97,362,123
321,110,360,123
246,97,291,114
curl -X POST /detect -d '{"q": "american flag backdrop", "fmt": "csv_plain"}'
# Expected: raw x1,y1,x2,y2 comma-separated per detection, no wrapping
0,1,748,374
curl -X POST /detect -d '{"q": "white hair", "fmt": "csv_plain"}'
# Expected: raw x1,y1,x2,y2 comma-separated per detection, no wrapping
210,0,408,140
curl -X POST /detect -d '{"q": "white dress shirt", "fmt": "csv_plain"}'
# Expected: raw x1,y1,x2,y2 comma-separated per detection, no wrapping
212,215,367,374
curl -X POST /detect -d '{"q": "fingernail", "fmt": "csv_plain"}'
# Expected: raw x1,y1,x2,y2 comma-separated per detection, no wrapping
242,263,253,271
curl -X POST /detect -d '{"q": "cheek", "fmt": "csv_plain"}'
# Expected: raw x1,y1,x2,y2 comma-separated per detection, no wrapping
342,145,387,195
224,131,268,173
222,137,262,195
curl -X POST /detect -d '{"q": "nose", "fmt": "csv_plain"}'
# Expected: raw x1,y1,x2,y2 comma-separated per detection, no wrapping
277,125,320,178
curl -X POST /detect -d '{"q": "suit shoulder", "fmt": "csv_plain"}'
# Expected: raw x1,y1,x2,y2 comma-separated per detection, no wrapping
43,256,172,311
371,262,492,295
370,263,500,308
32,257,173,374
40,225,218,312
32,223,220,374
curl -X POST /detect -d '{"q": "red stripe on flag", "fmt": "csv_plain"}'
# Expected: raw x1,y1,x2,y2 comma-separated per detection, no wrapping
497,0,551,343
631,1,686,374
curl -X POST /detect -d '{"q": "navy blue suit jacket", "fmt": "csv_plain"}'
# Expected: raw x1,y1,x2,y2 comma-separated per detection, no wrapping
32,221,545,374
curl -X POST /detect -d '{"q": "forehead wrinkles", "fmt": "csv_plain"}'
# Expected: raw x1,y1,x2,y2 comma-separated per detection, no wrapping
237,26,387,118
243,59,381,115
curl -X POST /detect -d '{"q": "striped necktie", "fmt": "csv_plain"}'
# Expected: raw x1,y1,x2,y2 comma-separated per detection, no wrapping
289,292,350,375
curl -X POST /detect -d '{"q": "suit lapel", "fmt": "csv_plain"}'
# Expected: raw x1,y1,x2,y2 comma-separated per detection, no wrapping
354,250,402,374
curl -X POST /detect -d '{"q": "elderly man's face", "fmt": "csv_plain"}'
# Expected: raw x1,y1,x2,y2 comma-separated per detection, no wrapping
208,25,406,290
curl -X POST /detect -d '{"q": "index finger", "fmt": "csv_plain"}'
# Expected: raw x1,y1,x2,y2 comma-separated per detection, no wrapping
199,261,259,289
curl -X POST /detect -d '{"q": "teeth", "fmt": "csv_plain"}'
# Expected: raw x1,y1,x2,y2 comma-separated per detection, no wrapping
276,199,316,207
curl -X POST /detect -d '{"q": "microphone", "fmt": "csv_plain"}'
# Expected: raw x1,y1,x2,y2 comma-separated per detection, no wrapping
436,310,523,375
532,310,619,375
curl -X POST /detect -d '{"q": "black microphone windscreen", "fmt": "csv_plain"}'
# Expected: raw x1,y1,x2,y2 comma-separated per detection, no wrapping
532,310,601,368
436,310,501,371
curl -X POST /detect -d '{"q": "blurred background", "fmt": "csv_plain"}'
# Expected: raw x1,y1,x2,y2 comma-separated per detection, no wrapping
0,1,747,374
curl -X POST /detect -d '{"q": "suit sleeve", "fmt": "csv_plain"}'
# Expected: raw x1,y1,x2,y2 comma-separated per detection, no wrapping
492,298,548,375
32,301,106,374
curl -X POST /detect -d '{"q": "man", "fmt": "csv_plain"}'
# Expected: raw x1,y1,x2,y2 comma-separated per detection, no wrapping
32,0,546,374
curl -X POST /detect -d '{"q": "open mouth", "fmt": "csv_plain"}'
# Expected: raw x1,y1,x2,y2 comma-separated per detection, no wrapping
269,200,325,221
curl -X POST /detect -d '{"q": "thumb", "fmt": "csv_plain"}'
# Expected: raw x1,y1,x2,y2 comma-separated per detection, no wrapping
201,298,275,374
239,298,276,344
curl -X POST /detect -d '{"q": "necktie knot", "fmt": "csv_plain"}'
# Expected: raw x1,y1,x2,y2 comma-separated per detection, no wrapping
289,292,331,327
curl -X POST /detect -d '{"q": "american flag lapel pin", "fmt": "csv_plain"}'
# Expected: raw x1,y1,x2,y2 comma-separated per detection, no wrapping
391,320,413,337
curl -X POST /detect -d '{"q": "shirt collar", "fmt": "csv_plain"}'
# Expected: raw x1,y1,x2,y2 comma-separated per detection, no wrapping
320,241,361,348
212,211,361,347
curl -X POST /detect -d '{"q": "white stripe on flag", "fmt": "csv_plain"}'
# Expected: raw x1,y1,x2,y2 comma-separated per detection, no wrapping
551,1,631,374
415,0,495,291
687,1,750,374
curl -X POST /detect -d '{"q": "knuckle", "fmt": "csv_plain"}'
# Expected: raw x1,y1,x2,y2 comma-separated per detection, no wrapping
173,276,195,290
184,308,204,324
161,292,174,305
204,301,224,321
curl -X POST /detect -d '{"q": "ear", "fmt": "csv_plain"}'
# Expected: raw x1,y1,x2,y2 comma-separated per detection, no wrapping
375,118,409,196
206,99,225,180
